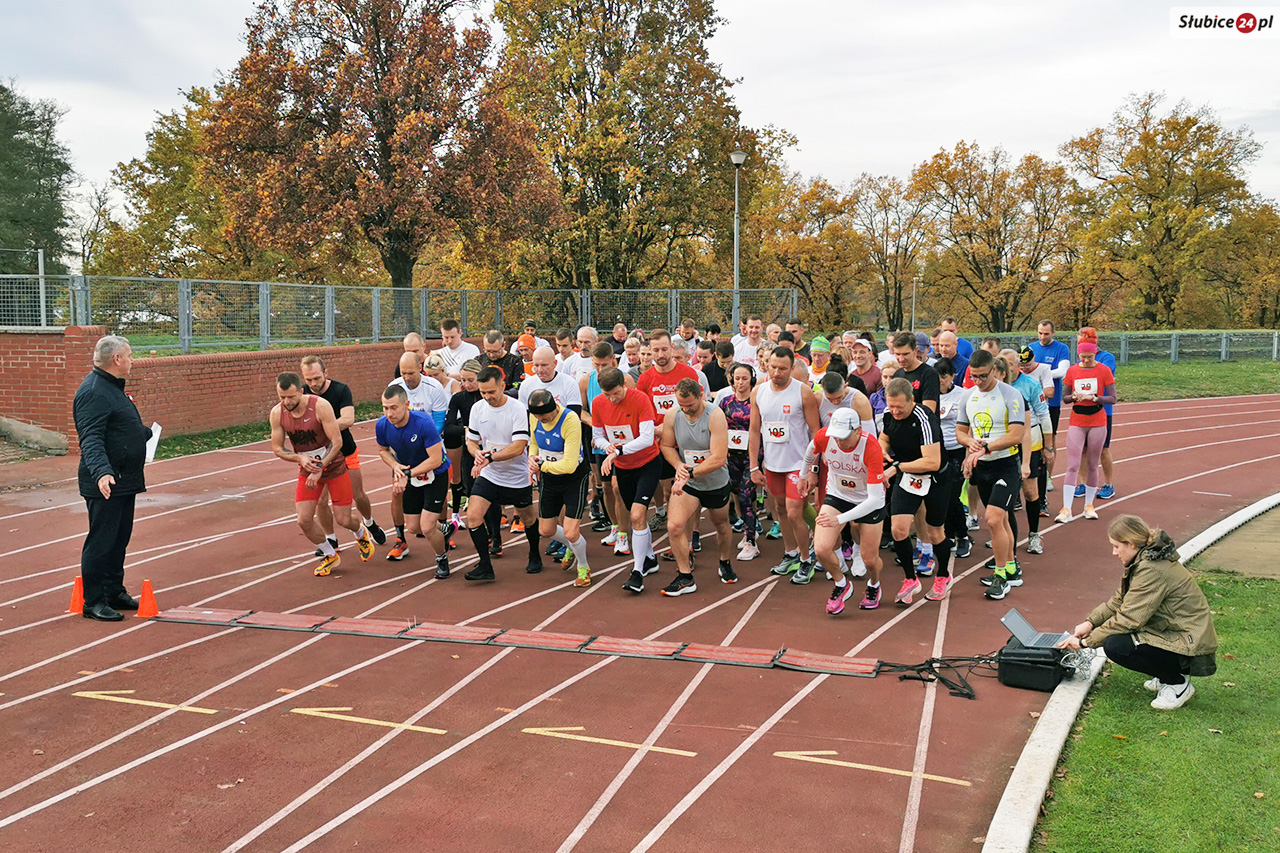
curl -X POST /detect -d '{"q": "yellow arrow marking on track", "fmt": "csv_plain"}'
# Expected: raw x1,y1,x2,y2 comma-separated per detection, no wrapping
290,707,447,735
522,726,697,757
71,689,218,715
773,750,971,787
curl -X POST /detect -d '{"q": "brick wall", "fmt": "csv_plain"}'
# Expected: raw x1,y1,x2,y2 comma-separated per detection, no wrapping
0,327,475,454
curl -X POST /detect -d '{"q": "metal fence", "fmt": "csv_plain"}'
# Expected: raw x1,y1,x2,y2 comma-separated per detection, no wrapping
971,330,1280,365
0,275,799,353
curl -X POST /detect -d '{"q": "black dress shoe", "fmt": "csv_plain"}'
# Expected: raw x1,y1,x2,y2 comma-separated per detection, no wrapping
83,602,124,622
110,593,140,610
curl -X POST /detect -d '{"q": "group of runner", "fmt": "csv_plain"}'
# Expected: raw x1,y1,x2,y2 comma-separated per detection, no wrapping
266,315,1119,614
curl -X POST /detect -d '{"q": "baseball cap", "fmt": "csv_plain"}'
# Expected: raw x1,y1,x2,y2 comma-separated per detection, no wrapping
828,408,860,440
849,337,874,352
810,335,831,354
915,331,931,352
1018,345,1035,364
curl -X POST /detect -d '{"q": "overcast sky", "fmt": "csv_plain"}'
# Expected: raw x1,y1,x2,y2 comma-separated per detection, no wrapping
6,0,1279,211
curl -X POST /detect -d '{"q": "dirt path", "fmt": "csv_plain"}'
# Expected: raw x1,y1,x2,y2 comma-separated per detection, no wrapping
1192,507,1280,579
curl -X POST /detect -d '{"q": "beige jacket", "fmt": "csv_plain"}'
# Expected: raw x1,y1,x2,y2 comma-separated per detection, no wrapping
1086,531,1218,672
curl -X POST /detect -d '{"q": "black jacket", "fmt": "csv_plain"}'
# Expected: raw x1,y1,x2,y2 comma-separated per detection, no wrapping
74,367,152,499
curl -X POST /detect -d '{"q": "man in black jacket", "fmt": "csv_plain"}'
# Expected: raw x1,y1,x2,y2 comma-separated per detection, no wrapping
74,335,152,621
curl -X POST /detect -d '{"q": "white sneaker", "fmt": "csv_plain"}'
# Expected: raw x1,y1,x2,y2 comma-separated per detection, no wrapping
1143,677,1163,693
967,514,981,531
1151,681,1195,710
1046,480,1054,492
602,526,618,546
614,533,631,556
737,542,760,560
848,555,868,578
1027,532,1043,554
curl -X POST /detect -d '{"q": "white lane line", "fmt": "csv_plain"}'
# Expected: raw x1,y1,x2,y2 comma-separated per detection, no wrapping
556,582,777,853
897,584,952,853
1117,407,1280,429
1192,491,1233,497
628,449,1280,851
1109,418,1280,443
275,569,779,852
218,546,651,853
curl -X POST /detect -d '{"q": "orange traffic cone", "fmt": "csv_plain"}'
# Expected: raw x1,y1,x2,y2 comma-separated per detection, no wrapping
67,577,84,614
135,579,158,618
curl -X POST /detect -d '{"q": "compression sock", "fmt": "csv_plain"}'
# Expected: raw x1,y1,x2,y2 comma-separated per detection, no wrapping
934,538,952,578
1084,485,1098,506
569,534,590,568
632,526,654,573
552,525,572,548
468,525,492,570
525,525,541,562
1008,511,1019,552
1027,499,1041,533
894,538,917,580
451,487,462,514
803,501,818,531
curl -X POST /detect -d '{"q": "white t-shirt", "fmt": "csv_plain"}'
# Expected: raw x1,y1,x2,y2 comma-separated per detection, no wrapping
518,371,583,409
436,341,480,376
559,352,594,382
877,348,897,369
390,376,449,417
467,397,531,488
734,338,764,376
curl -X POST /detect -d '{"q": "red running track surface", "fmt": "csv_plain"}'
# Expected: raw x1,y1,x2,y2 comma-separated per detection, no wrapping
0,393,1276,852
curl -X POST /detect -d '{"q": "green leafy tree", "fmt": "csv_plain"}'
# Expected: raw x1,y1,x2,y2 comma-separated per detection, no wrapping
0,82,73,275
495,0,755,291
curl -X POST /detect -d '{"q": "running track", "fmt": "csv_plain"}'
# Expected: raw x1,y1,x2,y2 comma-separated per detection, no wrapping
0,393,1276,852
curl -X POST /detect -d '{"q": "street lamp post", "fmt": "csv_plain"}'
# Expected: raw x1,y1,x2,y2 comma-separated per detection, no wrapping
730,149,747,330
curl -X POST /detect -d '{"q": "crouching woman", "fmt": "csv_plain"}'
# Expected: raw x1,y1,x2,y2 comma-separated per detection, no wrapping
1057,514,1217,710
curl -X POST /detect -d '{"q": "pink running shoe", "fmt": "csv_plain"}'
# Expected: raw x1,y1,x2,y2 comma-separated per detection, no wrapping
895,578,922,605
826,583,855,615
859,585,881,610
925,576,950,601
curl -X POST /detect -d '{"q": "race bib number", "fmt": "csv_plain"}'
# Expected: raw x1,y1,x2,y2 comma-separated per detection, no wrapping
901,473,932,496
938,401,954,419
653,394,678,415
540,449,564,463
838,477,862,493
607,424,634,443
410,471,434,488
727,429,749,450
763,421,790,444
683,449,710,467
304,445,330,464
1074,377,1098,396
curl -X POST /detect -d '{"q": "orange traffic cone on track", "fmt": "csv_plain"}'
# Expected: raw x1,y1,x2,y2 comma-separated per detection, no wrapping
136,579,158,618
68,577,84,614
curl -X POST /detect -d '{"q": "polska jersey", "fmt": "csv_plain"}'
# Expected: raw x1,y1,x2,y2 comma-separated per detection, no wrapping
957,382,1026,461
812,427,884,503
281,395,346,481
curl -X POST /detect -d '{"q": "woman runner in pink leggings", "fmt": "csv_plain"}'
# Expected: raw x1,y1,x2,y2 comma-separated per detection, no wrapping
1056,341,1115,522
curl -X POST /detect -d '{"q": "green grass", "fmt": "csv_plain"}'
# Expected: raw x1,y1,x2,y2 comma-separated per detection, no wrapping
1116,359,1280,402
153,402,384,461
1032,569,1280,853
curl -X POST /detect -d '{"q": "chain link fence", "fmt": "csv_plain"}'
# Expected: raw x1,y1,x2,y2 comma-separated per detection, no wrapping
5,275,1276,362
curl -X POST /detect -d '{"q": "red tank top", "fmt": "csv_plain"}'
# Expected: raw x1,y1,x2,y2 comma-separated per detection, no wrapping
281,395,347,480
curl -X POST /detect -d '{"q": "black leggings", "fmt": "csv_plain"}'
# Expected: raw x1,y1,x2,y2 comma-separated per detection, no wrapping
1102,634,1189,686
727,453,757,545
944,448,968,542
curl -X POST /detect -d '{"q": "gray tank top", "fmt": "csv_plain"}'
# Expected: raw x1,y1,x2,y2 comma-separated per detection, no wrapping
671,403,729,491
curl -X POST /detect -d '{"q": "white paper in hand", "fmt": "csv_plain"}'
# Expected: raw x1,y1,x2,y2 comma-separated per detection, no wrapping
145,422,162,463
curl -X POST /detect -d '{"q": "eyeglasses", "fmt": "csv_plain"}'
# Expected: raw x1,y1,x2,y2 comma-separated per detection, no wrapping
969,371,992,382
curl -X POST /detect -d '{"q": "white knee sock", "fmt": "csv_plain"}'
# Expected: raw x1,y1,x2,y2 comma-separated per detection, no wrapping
569,535,590,568
632,526,653,572
552,525,571,547
1084,485,1098,506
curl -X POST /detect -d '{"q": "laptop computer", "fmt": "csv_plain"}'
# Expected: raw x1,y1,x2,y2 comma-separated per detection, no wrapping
1000,608,1071,648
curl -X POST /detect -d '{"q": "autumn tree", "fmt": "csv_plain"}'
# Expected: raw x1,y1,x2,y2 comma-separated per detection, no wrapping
495,0,756,291
910,142,1075,332
202,0,558,331
848,174,930,331
1060,93,1259,328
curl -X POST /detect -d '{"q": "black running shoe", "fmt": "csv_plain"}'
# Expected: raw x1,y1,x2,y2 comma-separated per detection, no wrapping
367,522,387,546
525,559,543,574
434,558,450,580
718,560,738,584
641,555,660,576
490,541,504,558
985,575,1010,600
956,537,973,559
464,565,495,582
592,518,612,532
691,531,702,552
661,573,697,597
622,569,644,593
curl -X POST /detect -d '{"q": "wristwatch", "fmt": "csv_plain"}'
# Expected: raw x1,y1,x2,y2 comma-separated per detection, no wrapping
483,450,495,463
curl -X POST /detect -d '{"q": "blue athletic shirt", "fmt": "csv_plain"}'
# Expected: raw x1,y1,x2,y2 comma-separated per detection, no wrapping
375,410,450,475
1095,349,1118,417
586,369,605,457
1028,339,1072,407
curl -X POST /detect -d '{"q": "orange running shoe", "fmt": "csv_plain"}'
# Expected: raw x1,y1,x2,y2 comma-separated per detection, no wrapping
357,528,375,561
314,553,340,577
511,516,525,533
385,538,409,561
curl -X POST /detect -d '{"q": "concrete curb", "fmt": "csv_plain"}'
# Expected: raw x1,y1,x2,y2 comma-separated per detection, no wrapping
981,493,1280,853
